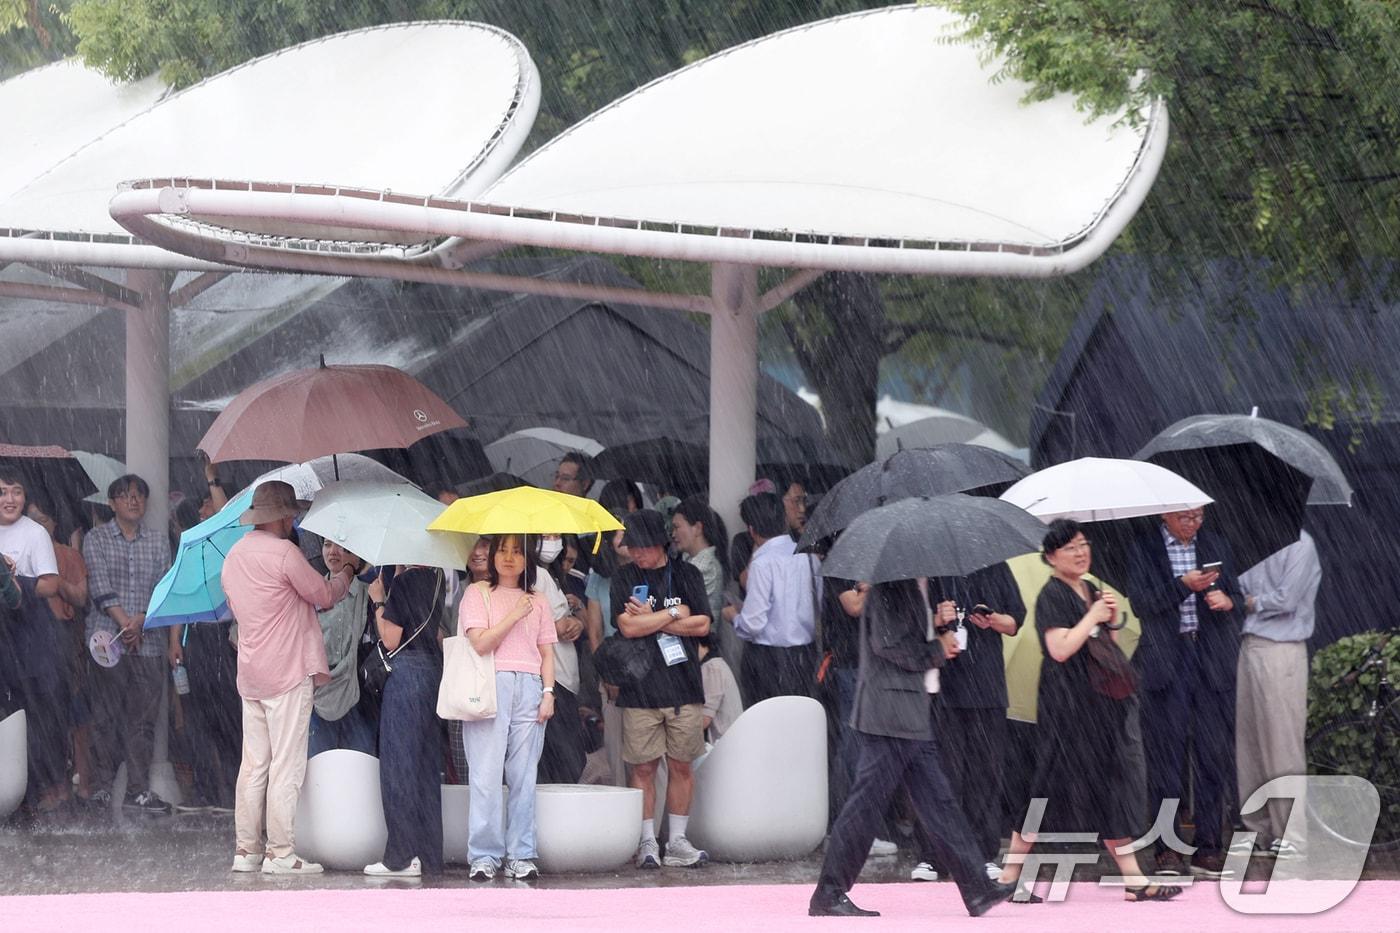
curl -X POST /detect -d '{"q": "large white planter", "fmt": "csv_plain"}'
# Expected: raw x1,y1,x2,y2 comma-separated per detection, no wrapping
0,710,27,818
535,783,642,873
687,696,828,862
295,750,387,870
440,783,507,865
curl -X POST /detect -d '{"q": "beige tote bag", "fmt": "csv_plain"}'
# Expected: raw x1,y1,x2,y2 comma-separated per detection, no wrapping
436,582,498,721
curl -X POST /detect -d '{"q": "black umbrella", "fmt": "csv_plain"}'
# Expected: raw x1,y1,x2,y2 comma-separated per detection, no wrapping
0,443,98,526
799,444,1030,552
1134,414,1353,571
821,494,1047,584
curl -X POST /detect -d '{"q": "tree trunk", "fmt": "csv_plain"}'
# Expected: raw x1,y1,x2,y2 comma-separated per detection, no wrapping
787,272,885,468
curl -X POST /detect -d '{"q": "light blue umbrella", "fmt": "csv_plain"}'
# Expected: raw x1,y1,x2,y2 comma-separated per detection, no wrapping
144,486,254,629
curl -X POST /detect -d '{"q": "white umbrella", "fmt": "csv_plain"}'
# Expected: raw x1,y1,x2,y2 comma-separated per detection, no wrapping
301,481,475,570
72,450,126,504
250,454,414,502
485,427,603,488
1000,457,1213,522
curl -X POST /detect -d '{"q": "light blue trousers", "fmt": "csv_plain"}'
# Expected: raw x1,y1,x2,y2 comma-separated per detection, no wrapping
462,670,545,863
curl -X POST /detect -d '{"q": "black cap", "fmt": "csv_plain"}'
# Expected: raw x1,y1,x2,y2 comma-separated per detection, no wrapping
622,509,669,548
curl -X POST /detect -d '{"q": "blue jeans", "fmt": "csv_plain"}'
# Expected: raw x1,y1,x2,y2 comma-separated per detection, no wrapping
308,703,377,758
461,670,545,863
378,652,444,873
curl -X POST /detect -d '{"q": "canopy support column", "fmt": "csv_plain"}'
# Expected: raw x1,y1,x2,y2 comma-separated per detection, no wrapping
125,269,172,535
709,262,759,532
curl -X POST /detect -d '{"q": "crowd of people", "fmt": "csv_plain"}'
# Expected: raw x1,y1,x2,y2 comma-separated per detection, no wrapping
0,449,1322,913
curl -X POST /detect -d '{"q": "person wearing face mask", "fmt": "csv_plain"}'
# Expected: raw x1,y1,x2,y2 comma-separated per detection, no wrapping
534,533,587,783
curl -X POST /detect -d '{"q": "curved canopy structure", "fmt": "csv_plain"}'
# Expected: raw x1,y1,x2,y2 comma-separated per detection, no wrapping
111,3,1166,279
1,60,166,207
2,21,539,269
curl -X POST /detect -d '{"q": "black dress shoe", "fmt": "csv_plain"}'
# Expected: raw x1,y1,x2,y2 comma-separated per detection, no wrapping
808,893,881,917
965,880,1017,917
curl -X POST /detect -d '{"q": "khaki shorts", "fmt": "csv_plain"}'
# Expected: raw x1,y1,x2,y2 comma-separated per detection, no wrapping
621,704,706,764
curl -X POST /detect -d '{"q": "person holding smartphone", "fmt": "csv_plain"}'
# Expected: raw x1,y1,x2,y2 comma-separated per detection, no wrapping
609,510,712,870
1127,506,1244,878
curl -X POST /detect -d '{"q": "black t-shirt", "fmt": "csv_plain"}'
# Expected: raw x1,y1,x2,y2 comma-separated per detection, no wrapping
821,576,862,666
379,567,445,658
609,560,708,709
928,562,1025,709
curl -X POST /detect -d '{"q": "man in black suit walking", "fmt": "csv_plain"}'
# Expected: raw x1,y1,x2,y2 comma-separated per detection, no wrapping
808,578,1014,918
1127,507,1244,877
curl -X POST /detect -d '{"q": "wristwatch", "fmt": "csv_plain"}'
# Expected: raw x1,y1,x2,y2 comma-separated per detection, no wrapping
667,606,681,620
542,686,554,694
370,600,385,612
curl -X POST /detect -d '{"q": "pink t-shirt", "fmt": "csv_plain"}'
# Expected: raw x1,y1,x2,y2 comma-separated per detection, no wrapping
459,581,556,675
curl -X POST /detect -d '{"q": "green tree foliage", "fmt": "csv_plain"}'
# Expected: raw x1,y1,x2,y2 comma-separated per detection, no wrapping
1,0,75,79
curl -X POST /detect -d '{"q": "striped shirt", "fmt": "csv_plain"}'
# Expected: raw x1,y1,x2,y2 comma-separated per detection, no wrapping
1161,524,1199,635
83,520,172,658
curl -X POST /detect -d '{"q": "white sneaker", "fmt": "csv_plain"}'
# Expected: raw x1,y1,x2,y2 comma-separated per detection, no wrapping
868,837,898,857
261,854,323,875
364,857,421,877
231,851,264,873
635,838,661,869
910,861,939,881
468,858,497,881
662,835,709,867
985,861,1002,880
1269,839,1303,860
504,858,539,880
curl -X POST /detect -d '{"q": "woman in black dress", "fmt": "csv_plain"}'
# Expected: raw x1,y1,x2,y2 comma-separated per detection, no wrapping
998,519,1181,902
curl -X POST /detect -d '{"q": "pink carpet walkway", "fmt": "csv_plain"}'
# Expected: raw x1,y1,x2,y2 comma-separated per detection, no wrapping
2,881,1392,932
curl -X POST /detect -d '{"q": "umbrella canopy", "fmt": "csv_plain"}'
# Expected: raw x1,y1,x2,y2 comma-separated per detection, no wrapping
999,457,1212,522
485,427,603,489
144,486,254,628
1134,413,1351,572
428,486,624,537
72,450,126,504
1134,413,1353,505
301,481,474,571
799,444,1030,551
876,413,1024,460
0,443,98,519
820,494,1048,584
197,361,467,464
250,454,414,502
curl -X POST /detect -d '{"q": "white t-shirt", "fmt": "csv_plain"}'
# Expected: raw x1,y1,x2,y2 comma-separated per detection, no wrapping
534,571,580,694
0,515,58,578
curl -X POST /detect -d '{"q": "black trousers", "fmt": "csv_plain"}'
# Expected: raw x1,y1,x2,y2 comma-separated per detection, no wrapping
739,642,818,706
817,730,997,910
184,628,242,808
918,702,1007,864
537,684,586,783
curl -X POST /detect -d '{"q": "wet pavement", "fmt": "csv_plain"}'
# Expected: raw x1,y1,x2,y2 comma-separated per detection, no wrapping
3,808,1398,897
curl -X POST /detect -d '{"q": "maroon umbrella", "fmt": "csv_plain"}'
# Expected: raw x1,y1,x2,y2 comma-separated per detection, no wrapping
198,361,468,464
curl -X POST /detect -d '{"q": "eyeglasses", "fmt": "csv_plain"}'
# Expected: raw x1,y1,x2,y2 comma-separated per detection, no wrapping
1060,539,1092,554
112,490,147,502
1170,511,1205,524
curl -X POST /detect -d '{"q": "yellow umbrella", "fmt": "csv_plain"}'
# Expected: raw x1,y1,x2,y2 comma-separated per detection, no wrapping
1002,552,1140,723
427,486,624,544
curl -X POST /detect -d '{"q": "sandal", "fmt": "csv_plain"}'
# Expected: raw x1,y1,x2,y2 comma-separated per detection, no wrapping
1124,883,1183,902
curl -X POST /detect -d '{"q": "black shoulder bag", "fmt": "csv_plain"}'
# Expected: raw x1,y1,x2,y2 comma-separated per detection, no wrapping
359,569,442,702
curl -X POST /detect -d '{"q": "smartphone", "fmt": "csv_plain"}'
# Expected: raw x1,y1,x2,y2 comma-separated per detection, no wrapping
631,584,650,603
1199,561,1223,572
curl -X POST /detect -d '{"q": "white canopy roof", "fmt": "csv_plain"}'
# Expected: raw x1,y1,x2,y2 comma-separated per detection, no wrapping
109,3,1167,279
0,60,166,207
0,21,539,266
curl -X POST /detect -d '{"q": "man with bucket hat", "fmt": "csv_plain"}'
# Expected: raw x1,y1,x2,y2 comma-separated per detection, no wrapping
221,481,357,875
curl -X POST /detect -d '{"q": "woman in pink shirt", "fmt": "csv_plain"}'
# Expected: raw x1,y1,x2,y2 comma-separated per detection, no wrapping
459,534,557,881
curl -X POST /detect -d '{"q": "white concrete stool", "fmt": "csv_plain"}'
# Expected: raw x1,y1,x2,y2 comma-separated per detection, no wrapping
535,783,643,873
0,710,27,819
295,750,387,870
687,695,828,862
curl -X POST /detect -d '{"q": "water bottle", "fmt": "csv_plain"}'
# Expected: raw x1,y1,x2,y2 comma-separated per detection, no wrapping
172,662,190,696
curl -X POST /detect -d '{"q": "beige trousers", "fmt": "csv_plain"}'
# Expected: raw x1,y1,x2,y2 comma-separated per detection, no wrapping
235,677,314,859
1235,634,1308,846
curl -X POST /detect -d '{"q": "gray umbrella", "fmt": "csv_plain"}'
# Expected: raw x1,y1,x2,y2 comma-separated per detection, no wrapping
799,444,1029,551
820,494,1047,584
1134,413,1353,505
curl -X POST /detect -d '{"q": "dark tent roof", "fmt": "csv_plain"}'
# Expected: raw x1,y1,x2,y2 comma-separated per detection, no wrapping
0,256,825,493
1032,258,1400,646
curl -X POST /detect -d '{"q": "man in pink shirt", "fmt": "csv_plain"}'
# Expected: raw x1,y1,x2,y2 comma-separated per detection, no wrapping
221,482,355,875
